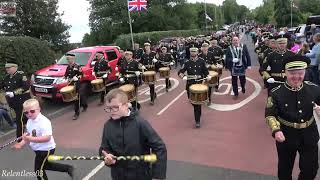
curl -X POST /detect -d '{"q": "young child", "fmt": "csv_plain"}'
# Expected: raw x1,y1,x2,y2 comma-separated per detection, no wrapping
12,99,77,180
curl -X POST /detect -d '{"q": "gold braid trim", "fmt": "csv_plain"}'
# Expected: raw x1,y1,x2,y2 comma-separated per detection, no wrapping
266,116,280,132
13,88,24,95
262,71,271,80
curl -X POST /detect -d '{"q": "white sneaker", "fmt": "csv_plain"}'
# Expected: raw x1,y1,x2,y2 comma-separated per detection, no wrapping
230,91,234,95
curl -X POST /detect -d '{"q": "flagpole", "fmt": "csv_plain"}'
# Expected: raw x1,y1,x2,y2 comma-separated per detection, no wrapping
128,10,134,49
204,0,207,30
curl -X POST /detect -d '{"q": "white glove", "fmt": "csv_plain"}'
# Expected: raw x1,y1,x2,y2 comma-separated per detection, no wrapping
206,64,210,68
267,78,275,84
152,58,158,63
92,72,96,76
217,64,223,68
115,66,119,71
247,66,251,69
206,75,212,81
6,92,14,98
102,73,108,78
170,62,174,66
232,58,239,63
72,76,79,81
119,78,124,83
141,65,146,70
182,76,187,80
135,71,141,76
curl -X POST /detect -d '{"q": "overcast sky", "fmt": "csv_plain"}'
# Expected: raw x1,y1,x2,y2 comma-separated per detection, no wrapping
58,0,263,43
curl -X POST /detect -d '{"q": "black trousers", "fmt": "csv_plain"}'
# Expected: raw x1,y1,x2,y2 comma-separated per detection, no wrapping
187,90,201,123
231,75,246,96
100,90,106,103
149,84,156,102
165,78,171,89
276,141,318,180
34,149,73,180
75,82,88,115
131,86,141,111
208,87,212,102
7,94,30,138
193,104,201,123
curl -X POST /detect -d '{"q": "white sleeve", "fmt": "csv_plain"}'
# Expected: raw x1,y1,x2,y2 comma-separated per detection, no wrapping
41,119,53,136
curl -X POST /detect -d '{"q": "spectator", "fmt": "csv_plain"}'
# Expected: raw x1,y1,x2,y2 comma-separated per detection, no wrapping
306,33,320,85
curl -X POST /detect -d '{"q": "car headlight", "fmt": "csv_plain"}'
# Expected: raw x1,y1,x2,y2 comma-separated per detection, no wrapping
55,77,68,84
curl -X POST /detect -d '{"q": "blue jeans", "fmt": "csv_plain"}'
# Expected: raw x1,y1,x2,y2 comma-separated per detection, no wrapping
310,66,319,85
0,108,14,127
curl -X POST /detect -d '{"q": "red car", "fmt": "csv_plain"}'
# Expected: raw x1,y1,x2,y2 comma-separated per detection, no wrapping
31,46,121,100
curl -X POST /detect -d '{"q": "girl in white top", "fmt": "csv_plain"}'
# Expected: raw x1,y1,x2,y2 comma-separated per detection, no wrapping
12,99,77,180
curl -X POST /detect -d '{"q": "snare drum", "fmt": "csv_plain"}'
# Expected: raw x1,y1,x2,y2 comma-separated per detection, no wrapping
159,67,170,78
142,71,156,84
60,86,78,102
119,84,136,102
91,79,105,92
206,71,219,87
189,84,208,105
210,64,223,76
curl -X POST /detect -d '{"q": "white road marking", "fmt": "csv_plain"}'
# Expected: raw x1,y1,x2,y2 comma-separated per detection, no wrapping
138,78,179,103
157,90,186,116
82,162,105,180
208,76,262,111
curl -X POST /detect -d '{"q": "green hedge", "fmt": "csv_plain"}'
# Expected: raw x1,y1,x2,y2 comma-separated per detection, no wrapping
0,36,56,79
114,29,204,49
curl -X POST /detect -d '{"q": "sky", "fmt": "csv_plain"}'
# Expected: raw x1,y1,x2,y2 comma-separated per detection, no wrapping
58,0,263,43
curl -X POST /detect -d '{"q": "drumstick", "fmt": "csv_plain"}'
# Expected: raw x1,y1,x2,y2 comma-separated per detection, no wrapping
0,134,29,151
48,154,157,163
274,80,285,84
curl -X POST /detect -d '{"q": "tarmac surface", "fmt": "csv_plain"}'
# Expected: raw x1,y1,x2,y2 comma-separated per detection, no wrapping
1,36,320,180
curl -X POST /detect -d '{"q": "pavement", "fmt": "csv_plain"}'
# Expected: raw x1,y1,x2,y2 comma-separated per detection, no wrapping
0,36,320,180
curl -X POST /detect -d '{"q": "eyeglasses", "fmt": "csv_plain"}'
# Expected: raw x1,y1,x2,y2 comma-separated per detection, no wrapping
104,106,121,113
104,104,125,113
23,109,37,115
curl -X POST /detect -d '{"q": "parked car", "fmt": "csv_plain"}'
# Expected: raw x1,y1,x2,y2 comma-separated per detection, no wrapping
30,46,121,100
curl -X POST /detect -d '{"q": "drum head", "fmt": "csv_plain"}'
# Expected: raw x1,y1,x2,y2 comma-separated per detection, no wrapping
91,79,103,84
190,84,208,92
143,71,156,75
209,71,218,77
159,67,170,71
60,86,74,93
119,84,135,92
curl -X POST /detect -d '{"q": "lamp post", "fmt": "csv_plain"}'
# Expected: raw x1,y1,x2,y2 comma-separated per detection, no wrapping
290,0,293,28
204,0,207,30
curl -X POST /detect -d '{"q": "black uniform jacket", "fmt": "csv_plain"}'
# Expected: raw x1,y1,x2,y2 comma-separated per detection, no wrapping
99,111,167,180
178,57,209,90
0,71,31,107
265,81,320,145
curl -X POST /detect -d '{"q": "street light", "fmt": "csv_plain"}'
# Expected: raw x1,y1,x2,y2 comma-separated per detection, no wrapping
290,0,293,28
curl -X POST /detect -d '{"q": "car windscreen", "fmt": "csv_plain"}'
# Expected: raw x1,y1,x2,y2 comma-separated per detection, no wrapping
56,52,92,66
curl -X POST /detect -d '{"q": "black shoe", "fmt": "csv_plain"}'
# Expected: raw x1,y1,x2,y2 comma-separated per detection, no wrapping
215,87,219,92
68,166,80,180
154,93,157,99
242,88,245,94
207,101,211,106
166,88,169,92
72,114,79,120
195,122,200,128
233,95,238,100
82,106,87,112
150,101,154,105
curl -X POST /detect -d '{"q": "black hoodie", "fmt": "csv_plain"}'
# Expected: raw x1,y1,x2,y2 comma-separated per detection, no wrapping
99,110,167,180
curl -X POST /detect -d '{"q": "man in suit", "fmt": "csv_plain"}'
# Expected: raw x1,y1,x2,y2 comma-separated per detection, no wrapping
225,36,251,99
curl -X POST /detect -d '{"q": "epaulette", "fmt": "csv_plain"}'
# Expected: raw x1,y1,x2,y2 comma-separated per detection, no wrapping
271,85,281,93
305,81,318,87
17,71,24,74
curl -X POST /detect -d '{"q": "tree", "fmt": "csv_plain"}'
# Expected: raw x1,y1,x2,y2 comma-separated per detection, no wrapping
0,0,70,52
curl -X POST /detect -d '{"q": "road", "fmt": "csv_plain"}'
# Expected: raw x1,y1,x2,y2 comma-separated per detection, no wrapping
0,36,319,180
